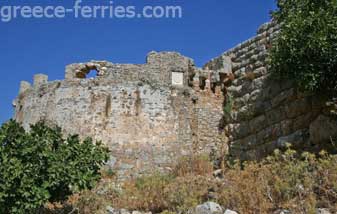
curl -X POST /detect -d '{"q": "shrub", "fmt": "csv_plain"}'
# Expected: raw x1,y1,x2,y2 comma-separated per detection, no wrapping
0,120,109,214
218,149,337,213
115,173,173,213
75,155,214,213
72,150,337,213
172,154,213,177
164,175,214,213
270,0,337,98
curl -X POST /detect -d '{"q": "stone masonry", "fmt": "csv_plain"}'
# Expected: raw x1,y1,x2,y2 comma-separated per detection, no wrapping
205,21,336,160
14,51,227,179
13,21,337,177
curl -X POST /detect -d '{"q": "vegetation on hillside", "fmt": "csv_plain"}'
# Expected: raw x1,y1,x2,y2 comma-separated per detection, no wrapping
73,149,337,214
0,121,109,214
270,0,337,98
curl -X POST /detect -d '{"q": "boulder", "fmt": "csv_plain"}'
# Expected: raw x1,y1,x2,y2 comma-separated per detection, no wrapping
224,209,238,214
316,208,331,214
195,202,223,214
273,209,291,214
106,206,117,214
106,207,132,214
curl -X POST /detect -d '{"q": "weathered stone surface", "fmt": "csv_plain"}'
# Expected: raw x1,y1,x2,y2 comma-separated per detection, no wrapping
106,206,115,214
204,21,325,160
227,85,243,97
253,67,267,78
249,114,267,133
231,134,257,149
285,98,311,119
19,81,32,94
256,123,281,142
274,210,291,214
310,115,337,144
15,51,226,179
271,88,296,108
265,108,285,125
293,113,312,130
224,209,238,214
230,122,251,139
276,130,305,148
195,202,223,214
34,74,48,87
316,208,331,214
14,20,331,168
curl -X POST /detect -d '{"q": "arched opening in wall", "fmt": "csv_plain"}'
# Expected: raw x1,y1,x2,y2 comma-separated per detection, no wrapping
199,76,207,90
86,69,98,78
75,68,99,79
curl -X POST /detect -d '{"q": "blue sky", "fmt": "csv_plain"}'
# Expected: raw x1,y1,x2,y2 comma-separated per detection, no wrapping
0,0,276,124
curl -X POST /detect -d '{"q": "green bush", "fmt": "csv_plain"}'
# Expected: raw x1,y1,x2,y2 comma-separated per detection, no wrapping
270,0,337,97
0,120,109,214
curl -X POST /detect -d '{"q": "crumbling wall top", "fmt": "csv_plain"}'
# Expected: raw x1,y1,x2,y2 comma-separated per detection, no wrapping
63,51,195,87
146,51,194,72
65,61,113,80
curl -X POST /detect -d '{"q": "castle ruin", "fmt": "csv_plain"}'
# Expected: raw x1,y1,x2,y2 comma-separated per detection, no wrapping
13,21,337,178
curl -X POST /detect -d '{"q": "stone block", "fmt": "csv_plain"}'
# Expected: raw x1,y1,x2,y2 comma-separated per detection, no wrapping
276,130,305,148
249,114,267,133
171,72,184,86
19,81,31,94
253,67,267,78
241,80,254,95
224,210,238,214
271,88,296,108
195,202,223,214
248,89,263,103
252,75,267,89
310,114,337,144
263,80,282,99
285,97,312,118
293,113,313,131
257,123,281,143
34,74,48,87
230,122,251,139
231,134,257,150
222,56,232,73
260,141,278,156
265,108,286,125
227,85,243,97
235,106,252,121
251,101,272,115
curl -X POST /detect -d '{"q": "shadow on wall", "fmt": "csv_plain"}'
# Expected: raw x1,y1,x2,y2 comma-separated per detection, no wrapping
205,21,337,161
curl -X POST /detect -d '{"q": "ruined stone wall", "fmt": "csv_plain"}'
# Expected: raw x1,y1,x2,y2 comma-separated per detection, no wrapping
13,51,226,179
14,21,336,175
204,22,333,160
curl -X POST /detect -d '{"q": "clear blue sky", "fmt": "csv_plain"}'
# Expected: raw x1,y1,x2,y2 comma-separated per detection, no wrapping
0,0,276,124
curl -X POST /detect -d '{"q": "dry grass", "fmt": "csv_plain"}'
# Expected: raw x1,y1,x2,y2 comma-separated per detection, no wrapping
70,150,337,214
218,149,337,214
172,154,213,177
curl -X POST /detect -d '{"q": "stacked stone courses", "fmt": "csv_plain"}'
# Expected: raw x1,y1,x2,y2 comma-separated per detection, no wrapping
205,21,332,160
14,21,336,177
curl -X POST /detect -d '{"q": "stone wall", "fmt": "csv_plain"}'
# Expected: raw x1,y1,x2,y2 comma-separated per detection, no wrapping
204,21,336,160
13,51,226,179
13,21,337,176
